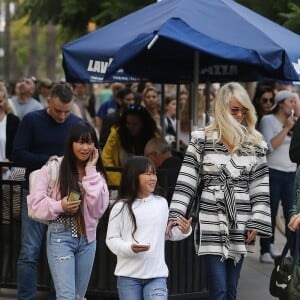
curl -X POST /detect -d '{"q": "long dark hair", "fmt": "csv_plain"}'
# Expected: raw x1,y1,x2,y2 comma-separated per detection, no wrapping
59,121,107,197
118,106,158,155
253,85,274,122
115,156,156,241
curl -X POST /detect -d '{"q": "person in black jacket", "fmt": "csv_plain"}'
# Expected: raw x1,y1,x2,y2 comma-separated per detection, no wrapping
290,106,300,164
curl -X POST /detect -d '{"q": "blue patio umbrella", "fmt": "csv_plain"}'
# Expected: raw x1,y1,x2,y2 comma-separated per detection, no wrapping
62,0,300,84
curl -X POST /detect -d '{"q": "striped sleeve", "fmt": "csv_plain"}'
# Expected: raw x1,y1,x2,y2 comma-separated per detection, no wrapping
246,151,272,237
169,131,204,219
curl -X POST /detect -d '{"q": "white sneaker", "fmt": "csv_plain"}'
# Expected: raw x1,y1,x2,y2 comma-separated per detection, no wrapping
260,252,274,264
270,244,281,257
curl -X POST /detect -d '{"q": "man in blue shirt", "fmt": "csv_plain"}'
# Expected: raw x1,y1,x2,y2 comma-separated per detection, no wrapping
12,83,82,300
95,82,124,134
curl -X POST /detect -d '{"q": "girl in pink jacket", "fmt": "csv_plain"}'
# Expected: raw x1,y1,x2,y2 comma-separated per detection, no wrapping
27,121,109,299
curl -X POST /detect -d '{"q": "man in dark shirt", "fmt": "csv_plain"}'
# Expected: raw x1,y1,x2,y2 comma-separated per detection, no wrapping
144,137,182,204
290,117,300,164
12,83,82,300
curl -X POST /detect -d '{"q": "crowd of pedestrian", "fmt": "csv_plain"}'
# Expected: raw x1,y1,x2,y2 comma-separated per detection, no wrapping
0,77,299,299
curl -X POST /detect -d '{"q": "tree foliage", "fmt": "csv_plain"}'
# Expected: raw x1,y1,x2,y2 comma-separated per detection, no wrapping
15,0,156,41
280,3,300,33
237,0,300,34
15,0,300,40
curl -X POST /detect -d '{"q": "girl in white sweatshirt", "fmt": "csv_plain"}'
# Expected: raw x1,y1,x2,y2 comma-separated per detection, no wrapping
106,156,191,300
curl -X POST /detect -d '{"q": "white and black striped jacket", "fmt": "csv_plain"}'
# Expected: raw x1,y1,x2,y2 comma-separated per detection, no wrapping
169,129,272,262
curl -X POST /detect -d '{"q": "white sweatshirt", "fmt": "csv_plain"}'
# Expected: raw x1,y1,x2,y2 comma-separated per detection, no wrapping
106,194,191,279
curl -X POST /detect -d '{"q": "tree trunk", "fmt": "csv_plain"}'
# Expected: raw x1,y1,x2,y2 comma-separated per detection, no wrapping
3,1,10,81
28,24,38,76
46,23,57,81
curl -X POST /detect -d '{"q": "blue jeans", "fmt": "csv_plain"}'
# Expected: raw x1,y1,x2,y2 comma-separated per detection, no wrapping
117,276,168,300
203,255,244,300
17,189,52,300
260,168,295,254
47,222,96,300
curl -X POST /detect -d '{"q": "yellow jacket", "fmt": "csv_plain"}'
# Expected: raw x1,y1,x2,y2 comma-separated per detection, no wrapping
101,126,122,186
102,126,161,186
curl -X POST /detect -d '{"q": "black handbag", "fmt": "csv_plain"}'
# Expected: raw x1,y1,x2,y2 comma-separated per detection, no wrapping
186,136,206,222
269,231,300,299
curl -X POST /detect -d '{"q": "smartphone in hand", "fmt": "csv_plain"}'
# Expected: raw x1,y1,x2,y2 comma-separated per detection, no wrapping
67,191,81,202
136,244,150,248
291,109,295,117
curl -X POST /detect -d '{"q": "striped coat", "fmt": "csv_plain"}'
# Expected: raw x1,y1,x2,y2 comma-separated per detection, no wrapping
169,129,272,262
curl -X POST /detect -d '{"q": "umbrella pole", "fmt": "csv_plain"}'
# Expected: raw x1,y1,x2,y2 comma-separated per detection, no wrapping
192,51,199,129
161,83,166,136
205,81,211,125
176,84,180,152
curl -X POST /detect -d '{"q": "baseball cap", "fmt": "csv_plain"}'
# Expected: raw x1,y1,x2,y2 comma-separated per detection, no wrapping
40,78,53,88
271,90,295,110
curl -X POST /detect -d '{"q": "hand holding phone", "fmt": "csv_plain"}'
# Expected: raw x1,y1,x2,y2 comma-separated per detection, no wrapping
132,243,150,253
62,193,81,214
67,191,81,202
136,243,150,248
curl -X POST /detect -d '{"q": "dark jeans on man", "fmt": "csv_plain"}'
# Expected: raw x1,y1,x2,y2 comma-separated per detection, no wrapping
17,189,55,300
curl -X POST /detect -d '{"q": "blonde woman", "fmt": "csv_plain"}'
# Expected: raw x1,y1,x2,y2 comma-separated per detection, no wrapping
167,82,272,300
0,84,20,174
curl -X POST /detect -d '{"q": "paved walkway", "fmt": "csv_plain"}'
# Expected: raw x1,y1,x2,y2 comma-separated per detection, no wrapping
237,229,285,300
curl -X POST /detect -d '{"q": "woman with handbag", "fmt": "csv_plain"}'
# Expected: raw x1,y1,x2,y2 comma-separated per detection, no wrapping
167,82,272,300
259,90,297,263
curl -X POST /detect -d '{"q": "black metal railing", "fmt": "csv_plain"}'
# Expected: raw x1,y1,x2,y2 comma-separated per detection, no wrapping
0,164,208,299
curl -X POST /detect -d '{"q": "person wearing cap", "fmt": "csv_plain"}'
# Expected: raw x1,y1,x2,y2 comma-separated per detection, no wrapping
259,90,297,264
34,78,54,107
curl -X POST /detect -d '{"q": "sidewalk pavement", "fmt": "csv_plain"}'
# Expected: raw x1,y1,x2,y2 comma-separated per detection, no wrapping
0,229,286,300
237,228,286,300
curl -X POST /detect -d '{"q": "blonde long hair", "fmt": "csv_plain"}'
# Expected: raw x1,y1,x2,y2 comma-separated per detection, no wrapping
206,82,264,153
0,83,14,114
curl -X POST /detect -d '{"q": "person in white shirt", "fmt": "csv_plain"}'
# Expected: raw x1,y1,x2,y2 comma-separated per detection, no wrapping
106,156,191,300
259,90,297,263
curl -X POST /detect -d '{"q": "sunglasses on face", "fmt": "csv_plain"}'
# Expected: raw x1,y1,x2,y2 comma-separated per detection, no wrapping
262,97,274,104
127,105,145,111
230,106,247,116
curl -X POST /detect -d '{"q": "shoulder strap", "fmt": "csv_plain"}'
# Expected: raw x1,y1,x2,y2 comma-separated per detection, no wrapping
196,135,206,191
279,231,300,270
47,158,59,196
200,135,206,167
